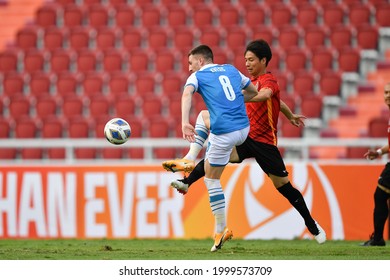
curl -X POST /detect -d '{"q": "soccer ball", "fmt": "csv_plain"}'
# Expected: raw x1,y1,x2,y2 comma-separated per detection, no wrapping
104,118,131,145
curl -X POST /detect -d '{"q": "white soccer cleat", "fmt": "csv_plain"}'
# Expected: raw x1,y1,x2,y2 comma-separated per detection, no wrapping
171,179,189,195
314,222,326,244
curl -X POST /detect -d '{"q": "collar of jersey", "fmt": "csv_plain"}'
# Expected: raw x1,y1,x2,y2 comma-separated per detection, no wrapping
199,63,218,71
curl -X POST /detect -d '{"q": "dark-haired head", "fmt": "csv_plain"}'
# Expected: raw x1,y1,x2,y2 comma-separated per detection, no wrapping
188,44,214,63
245,39,272,66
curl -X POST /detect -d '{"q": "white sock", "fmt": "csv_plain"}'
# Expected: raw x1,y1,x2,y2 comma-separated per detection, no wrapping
204,177,226,233
183,112,209,161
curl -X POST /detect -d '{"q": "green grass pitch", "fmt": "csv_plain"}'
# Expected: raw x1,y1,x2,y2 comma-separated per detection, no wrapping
0,238,389,260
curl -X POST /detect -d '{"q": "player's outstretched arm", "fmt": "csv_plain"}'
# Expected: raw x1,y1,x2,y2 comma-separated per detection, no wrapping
280,100,306,127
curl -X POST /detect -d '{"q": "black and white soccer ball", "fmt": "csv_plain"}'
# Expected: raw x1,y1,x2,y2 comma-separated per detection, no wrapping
104,118,131,145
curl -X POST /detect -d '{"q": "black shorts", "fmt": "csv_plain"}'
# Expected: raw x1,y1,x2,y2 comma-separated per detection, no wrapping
235,136,288,177
378,162,390,191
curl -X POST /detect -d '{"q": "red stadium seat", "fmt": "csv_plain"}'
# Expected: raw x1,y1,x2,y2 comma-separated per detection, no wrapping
14,117,40,138
0,49,22,72
15,26,42,50
67,116,97,159
273,70,292,93
269,3,296,28
356,24,379,50
102,48,127,72
114,95,140,118
140,4,167,28
68,26,95,51
284,47,310,71
121,26,147,49
107,71,134,95
147,116,173,138
154,48,181,72
35,2,61,28
217,3,244,28
299,94,323,118
87,95,113,118
165,3,192,27
55,71,82,96
198,25,226,48
16,118,43,159
280,119,303,138
81,71,108,97
41,117,67,159
127,48,154,72
322,3,347,28
191,3,218,28
368,117,388,137
267,47,284,71
23,49,49,73
251,25,278,47
338,46,361,72
8,94,32,119
95,26,122,51
345,147,370,159
172,26,199,53
303,25,330,51
277,25,303,49
242,2,269,28
329,24,356,51
29,71,55,97
318,70,342,96
348,3,374,26
146,26,173,49
295,3,321,29
225,26,252,51
0,117,13,138
43,27,68,52
2,72,28,96
61,95,86,119
35,94,60,119
375,3,390,27
67,116,94,138
140,95,167,119
113,4,141,28
63,4,86,27
87,3,115,28
160,71,186,98
168,95,181,119
133,71,160,94
76,49,102,73
311,46,335,72
292,70,318,95
213,46,233,65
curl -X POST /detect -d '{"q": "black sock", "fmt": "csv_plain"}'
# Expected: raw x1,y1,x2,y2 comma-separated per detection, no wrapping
182,159,206,187
277,182,318,235
373,187,389,241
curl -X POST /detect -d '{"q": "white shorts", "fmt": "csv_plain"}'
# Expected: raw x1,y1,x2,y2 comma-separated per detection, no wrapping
205,126,250,167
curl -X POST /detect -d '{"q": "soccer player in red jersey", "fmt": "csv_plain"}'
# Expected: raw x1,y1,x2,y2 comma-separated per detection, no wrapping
163,39,326,244
362,82,390,246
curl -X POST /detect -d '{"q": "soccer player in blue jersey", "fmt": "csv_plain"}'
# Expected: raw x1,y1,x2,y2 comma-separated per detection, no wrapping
182,45,267,251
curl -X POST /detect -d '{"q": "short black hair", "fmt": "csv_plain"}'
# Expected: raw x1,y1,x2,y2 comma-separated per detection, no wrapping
245,39,272,66
188,44,214,62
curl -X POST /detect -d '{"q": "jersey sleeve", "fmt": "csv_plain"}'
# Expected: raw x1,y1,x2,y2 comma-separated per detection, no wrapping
239,72,251,89
184,73,198,93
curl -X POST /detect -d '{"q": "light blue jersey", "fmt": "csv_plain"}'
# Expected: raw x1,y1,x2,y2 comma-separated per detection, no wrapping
185,64,251,135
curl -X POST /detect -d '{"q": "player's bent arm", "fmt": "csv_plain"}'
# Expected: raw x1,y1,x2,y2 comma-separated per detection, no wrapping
181,86,194,125
181,86,196,142
243,83,260,102
244,84,271,102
